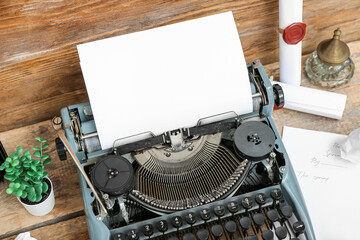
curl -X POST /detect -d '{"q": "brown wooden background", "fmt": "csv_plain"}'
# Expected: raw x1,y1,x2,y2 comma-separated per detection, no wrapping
1,0,359,132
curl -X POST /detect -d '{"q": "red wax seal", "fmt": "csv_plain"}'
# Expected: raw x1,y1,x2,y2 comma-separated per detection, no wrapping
282,22,306,44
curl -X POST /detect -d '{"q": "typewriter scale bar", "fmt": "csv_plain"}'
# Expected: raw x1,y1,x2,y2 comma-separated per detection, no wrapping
112,186,306,240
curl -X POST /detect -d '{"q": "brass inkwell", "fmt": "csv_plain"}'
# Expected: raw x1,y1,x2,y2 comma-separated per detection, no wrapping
305,29,355,88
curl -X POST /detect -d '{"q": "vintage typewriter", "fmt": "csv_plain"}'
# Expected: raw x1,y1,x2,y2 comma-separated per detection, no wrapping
53,61,315,240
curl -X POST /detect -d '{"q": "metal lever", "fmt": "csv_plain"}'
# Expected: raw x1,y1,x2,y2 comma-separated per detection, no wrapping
52,116,108,218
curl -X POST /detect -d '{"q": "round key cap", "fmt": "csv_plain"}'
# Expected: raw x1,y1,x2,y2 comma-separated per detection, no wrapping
262,230,274,240
225,221,237,234
157,220,168,232
113,233,125,240
171,216,183,228
247,235,258,240
255,193,267,205
275,226,288,239
213,205,225,217
168,237,179,240
241,197,253,209
280,205,293,218
270,188,282,200
253,213,265,227
196,228,209,240
183,233,195,240
185,212,196,225
293,221,305,234
142,224,153,237
227,201,239,213
266,209,279,222
126,229,139,240
200,208,211,221
239,216,251,230
211,224,223,239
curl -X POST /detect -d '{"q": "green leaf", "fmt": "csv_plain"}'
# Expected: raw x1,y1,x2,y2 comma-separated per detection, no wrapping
23,150,31,156
5,157,12,163
41,154,49,160
32,147,40,150
35,185,42,194
6,188,13,194
32,159,40,165
25,155,31,161
27,187,35,194
32,179,41,185
27,170,34,176
21,181,30,187
35,137,42,141
35,194,42,202
15,189,23,197
4,174,16,181
16,146,23,155
9,182,15,188
14,183,21,188
20,184,26,190
5,167,14,173
44,159,52,165
42,144,49,149
28,192,36,202
0,164,5,171
41,140,47,143
21,191,27,199
30,164,37,171
23,163,30,168
12,160,19,167
15,171,21,177
10,154,19,161
43,172,49,177
33,151,41,157
42,182,49,193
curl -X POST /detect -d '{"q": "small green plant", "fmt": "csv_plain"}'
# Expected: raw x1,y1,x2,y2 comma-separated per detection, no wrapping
0,137,52,202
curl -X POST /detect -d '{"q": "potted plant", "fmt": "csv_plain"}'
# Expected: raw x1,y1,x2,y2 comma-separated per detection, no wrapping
0,137,55,216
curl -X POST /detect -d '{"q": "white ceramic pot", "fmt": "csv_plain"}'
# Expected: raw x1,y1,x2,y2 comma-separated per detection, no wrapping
17,177,55,216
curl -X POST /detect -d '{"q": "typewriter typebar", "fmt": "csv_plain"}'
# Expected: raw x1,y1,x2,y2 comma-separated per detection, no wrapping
56,61,315,240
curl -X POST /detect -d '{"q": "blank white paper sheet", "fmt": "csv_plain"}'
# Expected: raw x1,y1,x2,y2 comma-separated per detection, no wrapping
282,126,360,240
78,12,253,149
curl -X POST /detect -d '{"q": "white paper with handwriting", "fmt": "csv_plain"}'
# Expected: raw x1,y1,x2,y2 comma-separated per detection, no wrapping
283,126,360,240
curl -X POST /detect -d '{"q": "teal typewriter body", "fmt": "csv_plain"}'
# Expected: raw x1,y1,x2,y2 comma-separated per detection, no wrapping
58,61,315,240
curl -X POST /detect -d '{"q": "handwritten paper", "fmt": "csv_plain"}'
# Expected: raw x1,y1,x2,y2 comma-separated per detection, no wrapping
77,12,253,149
282,126,360,240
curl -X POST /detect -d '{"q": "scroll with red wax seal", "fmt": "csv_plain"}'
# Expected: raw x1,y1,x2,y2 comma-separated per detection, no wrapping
279,0,306,86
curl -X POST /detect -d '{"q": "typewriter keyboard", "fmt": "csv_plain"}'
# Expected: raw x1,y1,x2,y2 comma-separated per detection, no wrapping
112,186,307,240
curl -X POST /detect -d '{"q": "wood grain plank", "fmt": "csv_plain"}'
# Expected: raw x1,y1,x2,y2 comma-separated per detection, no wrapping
1,0,360,132
2,216,89,240
0,120,85,238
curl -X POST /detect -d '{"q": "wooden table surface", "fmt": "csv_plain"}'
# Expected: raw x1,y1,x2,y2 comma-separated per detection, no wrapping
0,41,359,239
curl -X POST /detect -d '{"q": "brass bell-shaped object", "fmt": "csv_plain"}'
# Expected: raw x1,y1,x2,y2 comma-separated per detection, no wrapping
317,29,350,66
305,29,354,88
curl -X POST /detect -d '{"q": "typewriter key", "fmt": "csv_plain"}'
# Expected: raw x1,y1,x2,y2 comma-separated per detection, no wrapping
266,209,279,223
171,216,183,228
275,226,288,239
234,121,275,162
183,233,195,240
293,221,306,234
196,228,209,240
280,205,293,219
91,155,135,196
213,205,225,217
261,230,274,240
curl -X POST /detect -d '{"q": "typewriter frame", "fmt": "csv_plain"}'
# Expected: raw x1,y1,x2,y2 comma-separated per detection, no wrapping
59,61,315,240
